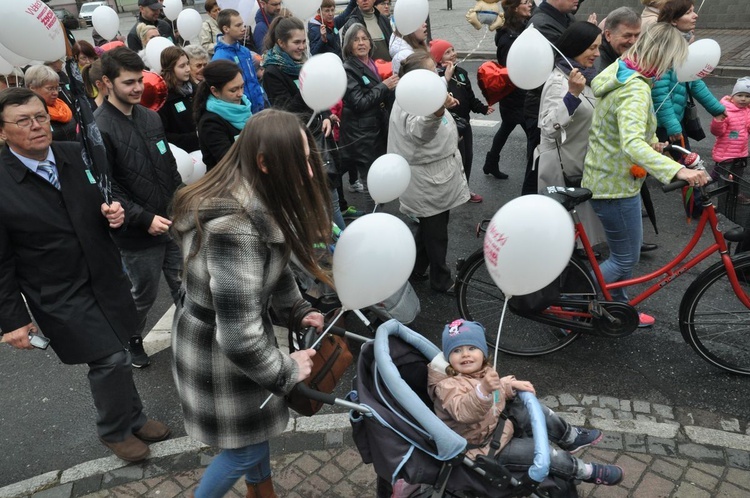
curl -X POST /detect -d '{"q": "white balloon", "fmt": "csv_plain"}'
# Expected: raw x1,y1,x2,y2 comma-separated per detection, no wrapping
0,56,14,76
393,0,429,36
367,154,412,204
395,69,447,116
299,53,347,112
675,39,721,82
484,195,575,296
177,9,203,42
92,6,120,41
0,0,66,61
0,44,30,68
163,0,183,21
333,213,416,310
506,26,554,90
187,150,207,184
145,37,175,73
283,0,319,20
170,144,194,183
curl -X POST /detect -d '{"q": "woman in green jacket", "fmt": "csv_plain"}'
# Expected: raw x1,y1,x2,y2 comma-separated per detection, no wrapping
582,23,709,327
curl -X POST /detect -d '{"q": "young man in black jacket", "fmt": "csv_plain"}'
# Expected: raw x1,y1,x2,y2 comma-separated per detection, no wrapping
95,47,183,368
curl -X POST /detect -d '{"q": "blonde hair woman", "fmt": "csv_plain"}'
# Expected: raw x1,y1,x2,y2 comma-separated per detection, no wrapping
582,23,707,327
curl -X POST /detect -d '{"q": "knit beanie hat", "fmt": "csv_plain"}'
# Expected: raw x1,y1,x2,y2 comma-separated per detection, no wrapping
429,39,453,64
733,77,750,96
442,319,488,358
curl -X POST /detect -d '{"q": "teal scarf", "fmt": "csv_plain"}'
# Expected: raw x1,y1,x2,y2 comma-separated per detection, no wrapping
206,94,252,131
261,45,304,77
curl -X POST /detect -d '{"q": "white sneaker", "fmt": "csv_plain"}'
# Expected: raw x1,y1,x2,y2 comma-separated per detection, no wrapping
348,180,365,193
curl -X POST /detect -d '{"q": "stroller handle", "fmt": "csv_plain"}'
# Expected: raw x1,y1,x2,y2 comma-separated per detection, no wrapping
291,382,370,413
518,391,551,483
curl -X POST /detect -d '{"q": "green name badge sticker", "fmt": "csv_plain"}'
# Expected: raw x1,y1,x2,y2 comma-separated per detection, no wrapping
156,140,167,154
85,169,96,184
362,75,371,85
175,101,186,113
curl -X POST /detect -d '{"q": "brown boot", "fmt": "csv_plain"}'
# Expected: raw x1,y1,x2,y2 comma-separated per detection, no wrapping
246,477,278,498
99,435,150,462
134,419,171,442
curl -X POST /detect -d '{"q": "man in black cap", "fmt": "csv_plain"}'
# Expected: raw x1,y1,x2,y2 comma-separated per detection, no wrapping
127,0,175,52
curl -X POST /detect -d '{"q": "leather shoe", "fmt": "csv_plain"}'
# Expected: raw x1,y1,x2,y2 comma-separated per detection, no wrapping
134,419,171,443
100,435,150,462
641,243,658,253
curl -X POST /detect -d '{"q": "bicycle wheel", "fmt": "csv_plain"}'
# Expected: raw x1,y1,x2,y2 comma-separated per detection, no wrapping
680,254,750,375
456,252,593,356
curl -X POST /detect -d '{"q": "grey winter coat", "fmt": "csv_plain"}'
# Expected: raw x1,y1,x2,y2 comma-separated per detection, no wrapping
171,180,311,449
387,101,470,218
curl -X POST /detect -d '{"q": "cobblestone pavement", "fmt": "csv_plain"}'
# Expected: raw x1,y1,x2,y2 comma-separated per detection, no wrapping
8,393,748,498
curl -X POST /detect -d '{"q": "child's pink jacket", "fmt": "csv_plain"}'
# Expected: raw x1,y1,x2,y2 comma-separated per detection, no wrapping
711,96,750,163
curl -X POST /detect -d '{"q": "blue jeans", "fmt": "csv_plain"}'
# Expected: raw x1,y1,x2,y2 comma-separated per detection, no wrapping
590,196,643,302
195,441,272,498
331,187,346,231
119,240,182,337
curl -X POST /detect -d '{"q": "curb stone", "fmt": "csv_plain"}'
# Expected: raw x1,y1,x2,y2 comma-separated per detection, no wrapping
3,394,749,498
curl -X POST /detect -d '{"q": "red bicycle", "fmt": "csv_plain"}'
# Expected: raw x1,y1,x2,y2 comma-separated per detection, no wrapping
455,148,750,375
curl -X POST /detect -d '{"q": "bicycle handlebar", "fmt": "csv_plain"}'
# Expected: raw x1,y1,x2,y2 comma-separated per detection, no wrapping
663,179,689,192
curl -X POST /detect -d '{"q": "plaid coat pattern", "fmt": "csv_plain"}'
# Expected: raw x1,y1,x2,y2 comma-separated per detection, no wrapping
171,182,309,449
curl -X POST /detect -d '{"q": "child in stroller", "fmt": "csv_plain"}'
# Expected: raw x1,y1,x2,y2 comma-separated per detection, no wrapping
427,319,623,488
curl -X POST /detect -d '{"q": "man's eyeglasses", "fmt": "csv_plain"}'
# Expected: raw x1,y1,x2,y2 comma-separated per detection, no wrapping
3,114,50,128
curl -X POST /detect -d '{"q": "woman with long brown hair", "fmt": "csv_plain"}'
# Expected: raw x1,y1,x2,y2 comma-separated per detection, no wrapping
171,108,330,498
158,46,199,151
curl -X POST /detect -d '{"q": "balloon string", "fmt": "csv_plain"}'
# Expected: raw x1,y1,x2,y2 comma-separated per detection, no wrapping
492,298,510,372
654,82,679,115
372,204,378,213
258,307,347,410
697,0,706,13
545,39,574,72
306,112,317,128
459,25,491,64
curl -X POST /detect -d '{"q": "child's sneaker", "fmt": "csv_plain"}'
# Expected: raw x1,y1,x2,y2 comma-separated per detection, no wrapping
583,463,623,486
567,427,603,454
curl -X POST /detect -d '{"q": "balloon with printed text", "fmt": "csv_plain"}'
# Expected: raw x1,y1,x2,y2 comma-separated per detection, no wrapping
0,0,66,61
484,194,575,296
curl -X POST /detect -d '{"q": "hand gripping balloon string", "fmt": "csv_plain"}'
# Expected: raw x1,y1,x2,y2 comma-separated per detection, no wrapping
259,307,347,409
459,26,491,64
492,298,510,372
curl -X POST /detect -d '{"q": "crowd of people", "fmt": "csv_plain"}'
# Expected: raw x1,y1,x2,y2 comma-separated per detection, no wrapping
0,0,748,496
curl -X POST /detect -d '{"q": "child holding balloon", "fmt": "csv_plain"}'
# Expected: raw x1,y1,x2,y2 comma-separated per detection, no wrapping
431,38,494,203
427,319,624,487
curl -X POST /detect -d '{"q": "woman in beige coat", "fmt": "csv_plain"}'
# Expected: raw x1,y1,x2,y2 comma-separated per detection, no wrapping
388,52,469,294
537,21,606,247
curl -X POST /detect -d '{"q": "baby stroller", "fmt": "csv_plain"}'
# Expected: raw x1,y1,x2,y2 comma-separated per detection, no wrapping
299,320,577,497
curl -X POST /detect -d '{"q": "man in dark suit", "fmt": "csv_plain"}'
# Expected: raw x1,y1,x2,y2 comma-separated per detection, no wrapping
0,87,170,463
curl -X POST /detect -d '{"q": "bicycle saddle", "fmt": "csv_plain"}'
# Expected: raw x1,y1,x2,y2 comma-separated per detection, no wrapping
541,186,593,211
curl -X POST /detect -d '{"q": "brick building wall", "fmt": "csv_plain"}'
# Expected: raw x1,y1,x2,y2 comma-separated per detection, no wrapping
575,0,750,30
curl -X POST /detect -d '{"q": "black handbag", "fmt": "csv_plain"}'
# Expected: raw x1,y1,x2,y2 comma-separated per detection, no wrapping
451,112,469,139
682,85,706,142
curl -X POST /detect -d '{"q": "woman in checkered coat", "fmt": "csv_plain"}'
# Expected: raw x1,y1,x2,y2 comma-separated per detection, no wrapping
170,109,333,498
